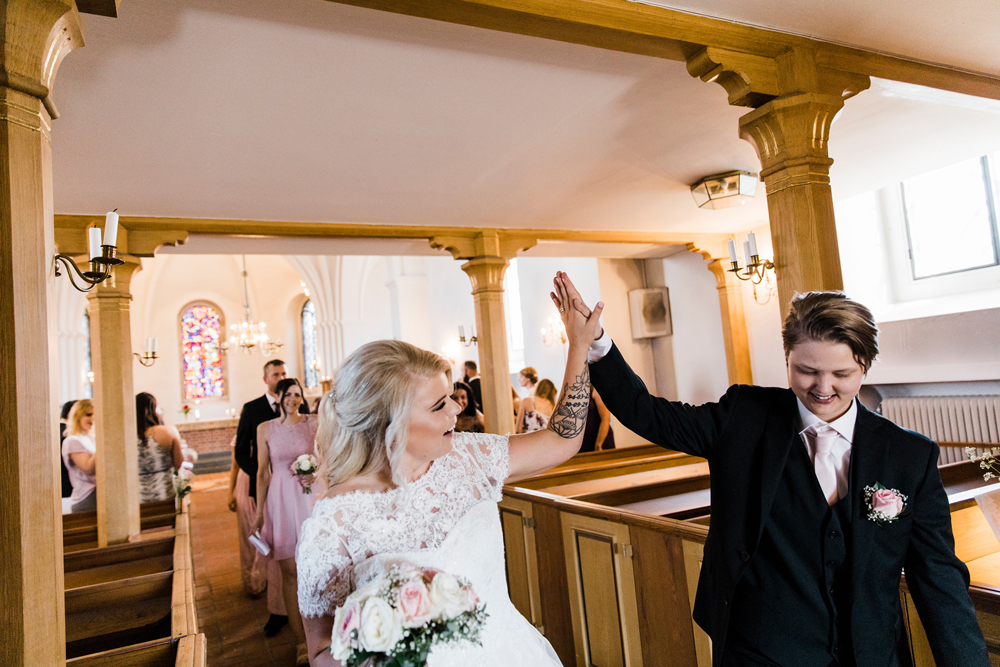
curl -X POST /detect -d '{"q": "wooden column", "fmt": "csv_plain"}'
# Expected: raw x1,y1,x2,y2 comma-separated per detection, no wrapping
461,256,515,435
0,2,82,664
738,92,847,311
87,256,143,546
431,231,537,435
707,260,753,385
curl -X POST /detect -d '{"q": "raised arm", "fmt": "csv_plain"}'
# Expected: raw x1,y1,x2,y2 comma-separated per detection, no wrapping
593,388,612,450
507,272,603,482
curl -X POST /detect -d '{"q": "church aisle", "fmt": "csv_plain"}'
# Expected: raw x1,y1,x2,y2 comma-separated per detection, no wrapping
190,473,299,666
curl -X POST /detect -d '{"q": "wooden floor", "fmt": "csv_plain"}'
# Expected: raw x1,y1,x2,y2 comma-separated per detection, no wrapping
190,473,299,666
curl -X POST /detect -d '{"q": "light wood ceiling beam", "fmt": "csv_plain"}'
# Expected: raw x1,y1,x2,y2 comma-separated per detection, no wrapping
323,0,1000,101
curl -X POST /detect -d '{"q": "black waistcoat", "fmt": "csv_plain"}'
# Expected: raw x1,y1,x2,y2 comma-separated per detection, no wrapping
727,438,854,667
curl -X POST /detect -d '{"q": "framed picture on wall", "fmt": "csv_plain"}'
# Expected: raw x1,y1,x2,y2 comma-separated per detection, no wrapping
628,287,672,339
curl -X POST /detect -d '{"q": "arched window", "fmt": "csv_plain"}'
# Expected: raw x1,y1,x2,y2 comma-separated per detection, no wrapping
301,300,319,388
180,303,225,399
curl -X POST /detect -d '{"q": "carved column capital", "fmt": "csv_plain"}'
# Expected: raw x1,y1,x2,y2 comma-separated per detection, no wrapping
460,256,510,294
430,230,537,261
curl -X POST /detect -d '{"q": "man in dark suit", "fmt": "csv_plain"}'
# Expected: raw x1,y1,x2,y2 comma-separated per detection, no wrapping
463,360,483,412
234,358,309,636
555,272,987,667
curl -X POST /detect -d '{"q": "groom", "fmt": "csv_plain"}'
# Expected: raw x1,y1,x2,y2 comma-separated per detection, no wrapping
555,273,987,667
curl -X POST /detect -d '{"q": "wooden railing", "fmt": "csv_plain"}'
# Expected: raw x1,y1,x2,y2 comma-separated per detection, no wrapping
63,496,204,667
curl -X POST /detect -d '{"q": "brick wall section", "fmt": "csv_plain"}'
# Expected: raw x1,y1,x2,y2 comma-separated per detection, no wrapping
177,419,238,455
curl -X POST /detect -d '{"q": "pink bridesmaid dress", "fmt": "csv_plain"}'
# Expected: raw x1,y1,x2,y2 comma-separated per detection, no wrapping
261,414,318,561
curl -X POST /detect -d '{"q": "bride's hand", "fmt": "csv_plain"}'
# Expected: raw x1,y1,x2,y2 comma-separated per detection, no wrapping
550,271,604,345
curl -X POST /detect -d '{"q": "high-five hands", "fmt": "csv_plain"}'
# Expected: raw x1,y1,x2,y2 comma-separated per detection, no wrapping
550,271,605,346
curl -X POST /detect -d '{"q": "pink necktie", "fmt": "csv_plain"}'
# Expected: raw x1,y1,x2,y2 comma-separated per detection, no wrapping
808,424,840,505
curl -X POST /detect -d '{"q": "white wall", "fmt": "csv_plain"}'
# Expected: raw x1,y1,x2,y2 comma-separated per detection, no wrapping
424,256,479,380
737,223,787,389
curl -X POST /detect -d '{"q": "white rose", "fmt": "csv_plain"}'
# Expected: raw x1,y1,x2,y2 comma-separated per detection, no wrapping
428,573,471,620
359,596,403,653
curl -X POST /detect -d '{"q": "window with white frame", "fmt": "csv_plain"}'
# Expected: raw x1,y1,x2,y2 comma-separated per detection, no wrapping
301,300,319,388
900,154,999,280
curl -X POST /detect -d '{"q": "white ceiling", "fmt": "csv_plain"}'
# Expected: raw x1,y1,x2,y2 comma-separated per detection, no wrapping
51,0,1000,240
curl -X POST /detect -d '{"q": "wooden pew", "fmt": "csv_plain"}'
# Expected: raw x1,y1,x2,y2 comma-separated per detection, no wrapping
66,634,207,667
64,499,178,552
65,497,198,661
515,446,704,490
540,462,711,506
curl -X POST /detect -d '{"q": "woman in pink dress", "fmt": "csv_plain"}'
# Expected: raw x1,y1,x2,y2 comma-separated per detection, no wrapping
253,378,317,665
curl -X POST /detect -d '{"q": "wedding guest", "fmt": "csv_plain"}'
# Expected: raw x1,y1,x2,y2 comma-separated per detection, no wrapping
297,284,602,665
557,271,987,667
62,399,97,513
463,360,483,410
453,380,485,433
253,378,318,666
235,358,308,637
517,366,539,397
516,378,557,434
512,385,521,421
136,392,184,502
59,400,76,498
579,387,615,453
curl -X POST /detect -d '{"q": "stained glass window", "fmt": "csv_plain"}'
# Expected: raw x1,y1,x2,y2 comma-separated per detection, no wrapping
302,300,319,388
180,304,225,399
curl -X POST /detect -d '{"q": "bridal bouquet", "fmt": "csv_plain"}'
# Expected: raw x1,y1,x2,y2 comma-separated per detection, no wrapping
967,447,1000,481
331,563,487,667
291,454,319,494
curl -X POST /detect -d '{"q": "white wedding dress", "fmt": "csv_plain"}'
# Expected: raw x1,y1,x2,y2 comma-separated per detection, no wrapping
297,432,562,666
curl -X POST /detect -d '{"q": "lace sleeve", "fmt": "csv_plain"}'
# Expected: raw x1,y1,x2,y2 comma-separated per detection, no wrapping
455,432,511,501
296,501,354,618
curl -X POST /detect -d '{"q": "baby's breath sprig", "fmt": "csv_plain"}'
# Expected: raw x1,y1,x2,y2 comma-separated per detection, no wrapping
966,447,1000,482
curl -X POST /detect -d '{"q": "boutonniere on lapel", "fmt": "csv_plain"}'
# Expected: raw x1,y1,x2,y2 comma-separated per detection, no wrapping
863,482,907,524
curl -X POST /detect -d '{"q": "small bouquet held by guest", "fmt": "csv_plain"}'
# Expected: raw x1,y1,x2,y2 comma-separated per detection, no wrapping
173,462,195,500
331,562,487,667
291,453,319,494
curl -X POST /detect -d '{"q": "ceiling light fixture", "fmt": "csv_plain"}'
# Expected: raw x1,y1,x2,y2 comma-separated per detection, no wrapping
690,170,758,210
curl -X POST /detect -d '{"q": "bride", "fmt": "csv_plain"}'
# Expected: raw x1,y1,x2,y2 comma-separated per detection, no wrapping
296,275,603,666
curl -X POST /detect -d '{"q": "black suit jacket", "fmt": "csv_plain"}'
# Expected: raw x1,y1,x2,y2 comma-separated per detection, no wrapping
234,394,309,499
591,343,987,667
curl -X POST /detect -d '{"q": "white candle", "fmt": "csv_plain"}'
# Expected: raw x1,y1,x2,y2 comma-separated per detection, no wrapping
144,337,152,354
458,325,465,339
194,409,200,420
748,231,758,257
151,337,158,353
88,227,102,260
744,241,752,267
104,211,119,247
728,239,738,263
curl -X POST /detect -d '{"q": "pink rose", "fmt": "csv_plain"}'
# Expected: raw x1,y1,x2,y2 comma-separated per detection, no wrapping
397,579,434,628
872,489,904,518
335,601,362,647
397,562,423,581
465,585,480,610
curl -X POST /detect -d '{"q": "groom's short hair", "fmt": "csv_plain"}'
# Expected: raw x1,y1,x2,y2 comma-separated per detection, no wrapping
782,291,879,372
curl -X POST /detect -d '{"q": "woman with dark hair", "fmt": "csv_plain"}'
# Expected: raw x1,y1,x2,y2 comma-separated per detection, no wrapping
136,392,183,502
60,400,77,498
452,380,485,433
253,377,318,665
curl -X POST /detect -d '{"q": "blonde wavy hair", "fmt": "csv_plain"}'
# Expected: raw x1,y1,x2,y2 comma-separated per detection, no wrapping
68,399,94,436
314,340,452,492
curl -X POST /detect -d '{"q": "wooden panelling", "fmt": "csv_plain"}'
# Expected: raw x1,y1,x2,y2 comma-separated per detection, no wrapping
499,497,543,629
534,502,575,665
562,513,642,666
65,638,175,667
544,462,710,501
517,450,702,490
681,540,713,667
629,526,698,667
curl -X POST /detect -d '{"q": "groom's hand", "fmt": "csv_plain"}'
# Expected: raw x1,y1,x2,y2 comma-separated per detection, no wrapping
551,271,604,341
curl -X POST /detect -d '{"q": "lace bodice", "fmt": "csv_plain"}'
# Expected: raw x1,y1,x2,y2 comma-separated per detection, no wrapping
296,432,511,619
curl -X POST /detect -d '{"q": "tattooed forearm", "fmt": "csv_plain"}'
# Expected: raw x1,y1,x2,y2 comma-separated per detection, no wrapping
548,364,590,439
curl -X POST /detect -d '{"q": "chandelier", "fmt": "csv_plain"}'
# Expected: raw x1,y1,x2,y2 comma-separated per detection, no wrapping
220,256,284,356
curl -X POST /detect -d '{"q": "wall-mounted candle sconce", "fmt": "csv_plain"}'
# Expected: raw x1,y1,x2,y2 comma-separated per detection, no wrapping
458,325,477,347
727,232,775,284
541,317,567,347
54,211,123,292
134,337,158,367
